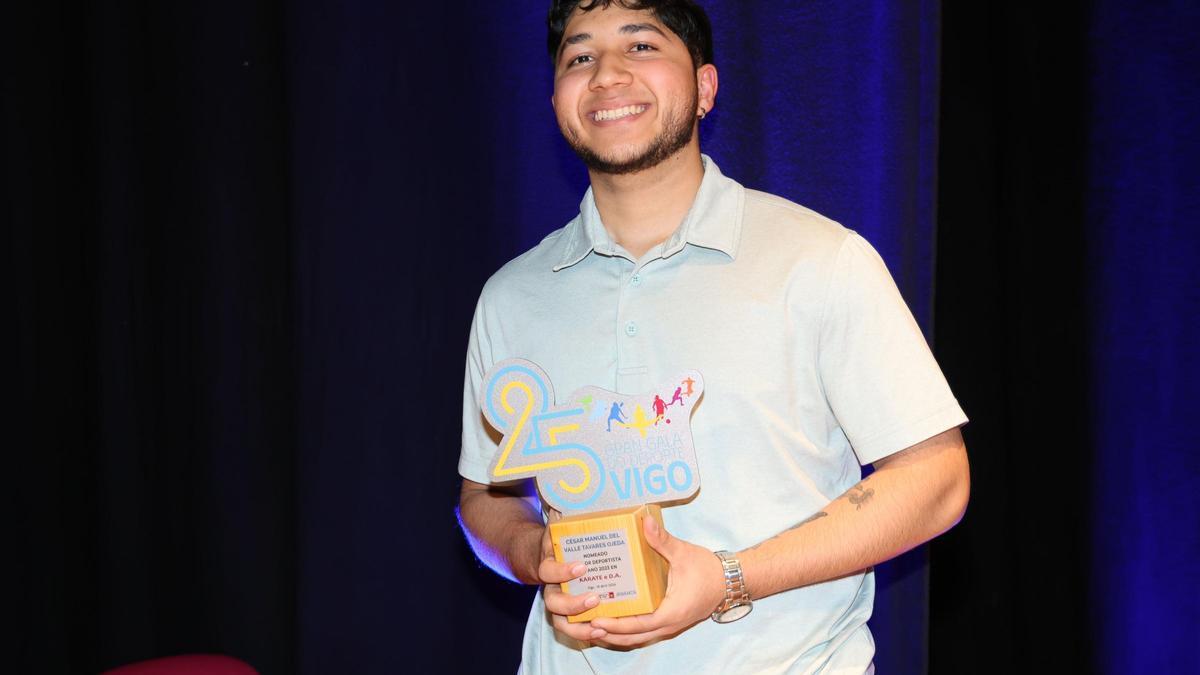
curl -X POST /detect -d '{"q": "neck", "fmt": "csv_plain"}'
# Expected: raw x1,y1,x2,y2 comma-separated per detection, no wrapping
587,143,705,260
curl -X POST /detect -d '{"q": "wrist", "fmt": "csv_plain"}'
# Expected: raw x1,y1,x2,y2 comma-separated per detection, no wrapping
710,550,753,623
511,521,546,585
734,547,760,600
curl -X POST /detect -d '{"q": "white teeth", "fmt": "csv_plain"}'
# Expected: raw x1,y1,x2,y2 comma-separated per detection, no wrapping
594,105,647,121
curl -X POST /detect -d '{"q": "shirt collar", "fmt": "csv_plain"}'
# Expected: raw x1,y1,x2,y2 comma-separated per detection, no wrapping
553,154,744,272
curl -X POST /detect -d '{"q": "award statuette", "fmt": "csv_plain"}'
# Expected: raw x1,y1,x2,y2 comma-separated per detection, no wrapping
481,359,704,623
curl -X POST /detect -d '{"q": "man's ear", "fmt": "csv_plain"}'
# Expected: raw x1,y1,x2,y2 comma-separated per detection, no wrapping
697,64,719,117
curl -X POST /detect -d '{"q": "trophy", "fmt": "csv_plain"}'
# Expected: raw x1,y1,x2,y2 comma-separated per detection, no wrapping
481,359,704,622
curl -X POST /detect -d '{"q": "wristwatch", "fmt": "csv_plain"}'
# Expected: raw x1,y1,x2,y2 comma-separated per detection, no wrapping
711,550,753,623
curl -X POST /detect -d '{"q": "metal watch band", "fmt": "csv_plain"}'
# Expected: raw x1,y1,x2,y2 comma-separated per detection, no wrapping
712,550,751,622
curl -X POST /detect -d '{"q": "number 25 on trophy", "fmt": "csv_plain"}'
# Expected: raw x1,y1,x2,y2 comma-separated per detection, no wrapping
481,358,704,622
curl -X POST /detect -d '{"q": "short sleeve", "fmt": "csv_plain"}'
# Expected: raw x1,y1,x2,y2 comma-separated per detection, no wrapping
458,296,501,484
817,232,968,465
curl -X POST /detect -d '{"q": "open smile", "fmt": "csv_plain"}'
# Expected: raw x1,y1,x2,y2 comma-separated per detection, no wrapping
590,104,650,123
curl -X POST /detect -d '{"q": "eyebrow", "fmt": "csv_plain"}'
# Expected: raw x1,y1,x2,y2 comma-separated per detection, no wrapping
619,23,668,38
558,23,670,59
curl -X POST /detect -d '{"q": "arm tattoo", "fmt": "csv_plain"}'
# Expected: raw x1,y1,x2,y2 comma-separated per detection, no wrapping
742,478,876,555
744,511,828,552
799,510,829,525
846,477,875,510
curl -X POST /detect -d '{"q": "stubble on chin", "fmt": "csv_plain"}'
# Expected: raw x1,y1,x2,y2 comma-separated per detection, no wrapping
559,90,699,176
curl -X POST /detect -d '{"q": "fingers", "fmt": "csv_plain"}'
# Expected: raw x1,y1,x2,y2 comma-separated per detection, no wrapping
543,579,600,618
592,626,672,648
642,515,676,557
591,612,662,636
539,527,610,643
538,555,585,585
591,611,676,648
549,611,608,643
544,582,609,643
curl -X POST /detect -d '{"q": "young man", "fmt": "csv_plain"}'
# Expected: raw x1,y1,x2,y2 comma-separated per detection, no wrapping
457,1,970,673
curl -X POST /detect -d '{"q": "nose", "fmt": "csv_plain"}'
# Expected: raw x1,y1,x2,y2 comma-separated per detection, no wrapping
589,55,632,90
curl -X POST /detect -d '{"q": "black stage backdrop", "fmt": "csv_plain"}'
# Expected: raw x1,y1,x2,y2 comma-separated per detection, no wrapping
936,2,1199,673
932,2,1092,672
9,1,1198,674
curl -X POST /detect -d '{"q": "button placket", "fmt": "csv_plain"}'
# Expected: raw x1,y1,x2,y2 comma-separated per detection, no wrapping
616,261,645,381
623,267,645,339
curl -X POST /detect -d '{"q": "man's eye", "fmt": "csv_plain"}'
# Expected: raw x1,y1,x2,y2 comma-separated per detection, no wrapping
631,43,656,52
569,54,593,66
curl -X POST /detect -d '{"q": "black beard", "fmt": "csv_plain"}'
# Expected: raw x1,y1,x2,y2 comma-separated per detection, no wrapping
561,91,699,176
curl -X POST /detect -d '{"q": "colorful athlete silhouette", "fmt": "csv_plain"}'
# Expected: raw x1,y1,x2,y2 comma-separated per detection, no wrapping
683,376,696,397
652,394,667,420
618,404,659,438
667,387,684,407
589,399,609,423
606,401,627,431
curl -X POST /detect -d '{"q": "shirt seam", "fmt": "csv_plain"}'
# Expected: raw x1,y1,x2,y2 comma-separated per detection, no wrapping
812,230,854,403
853,400,966,464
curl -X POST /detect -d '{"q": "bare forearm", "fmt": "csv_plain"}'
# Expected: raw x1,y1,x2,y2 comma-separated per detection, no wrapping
739,428,969,600
457,479,545,585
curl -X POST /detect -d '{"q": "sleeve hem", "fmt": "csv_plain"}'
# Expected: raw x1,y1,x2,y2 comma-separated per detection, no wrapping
851,401,969,466
458,458,494,485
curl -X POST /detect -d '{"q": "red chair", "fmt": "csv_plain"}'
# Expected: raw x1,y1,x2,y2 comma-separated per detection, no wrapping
101,654,258,675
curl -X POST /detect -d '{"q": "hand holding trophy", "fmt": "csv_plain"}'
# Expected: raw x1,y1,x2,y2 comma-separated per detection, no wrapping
481,359,705,622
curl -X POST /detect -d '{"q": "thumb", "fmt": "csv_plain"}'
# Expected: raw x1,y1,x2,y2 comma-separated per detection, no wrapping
643,514,676,558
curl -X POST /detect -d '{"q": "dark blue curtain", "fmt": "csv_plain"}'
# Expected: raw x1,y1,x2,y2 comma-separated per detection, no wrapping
1086,2,1200,671
932,2,1199,672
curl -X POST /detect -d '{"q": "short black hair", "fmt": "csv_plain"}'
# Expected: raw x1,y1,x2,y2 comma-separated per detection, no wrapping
547,0,714,69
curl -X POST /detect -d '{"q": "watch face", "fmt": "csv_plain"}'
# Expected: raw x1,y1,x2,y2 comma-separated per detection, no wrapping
714,603,752,624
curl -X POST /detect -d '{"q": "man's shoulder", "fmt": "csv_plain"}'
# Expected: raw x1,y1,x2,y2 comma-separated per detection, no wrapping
478,219,577,301
739,187,851,258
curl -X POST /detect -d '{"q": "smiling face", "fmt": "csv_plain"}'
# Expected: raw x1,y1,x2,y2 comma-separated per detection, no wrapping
552,4,716,176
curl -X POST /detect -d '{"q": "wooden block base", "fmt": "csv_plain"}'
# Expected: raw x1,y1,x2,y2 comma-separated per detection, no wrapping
549,504,669,623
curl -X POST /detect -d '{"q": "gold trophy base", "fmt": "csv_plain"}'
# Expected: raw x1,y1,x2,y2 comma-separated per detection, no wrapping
549,503,669,623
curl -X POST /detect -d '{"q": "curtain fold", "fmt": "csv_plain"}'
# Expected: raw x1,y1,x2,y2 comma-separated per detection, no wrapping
1086,2,1200,671
931,1,1199,672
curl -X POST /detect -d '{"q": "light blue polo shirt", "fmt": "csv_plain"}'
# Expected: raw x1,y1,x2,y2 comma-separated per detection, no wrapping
459,157,967,674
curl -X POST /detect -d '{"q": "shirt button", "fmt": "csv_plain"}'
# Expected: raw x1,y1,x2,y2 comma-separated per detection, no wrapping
630,273,642,287
624,321,638,337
